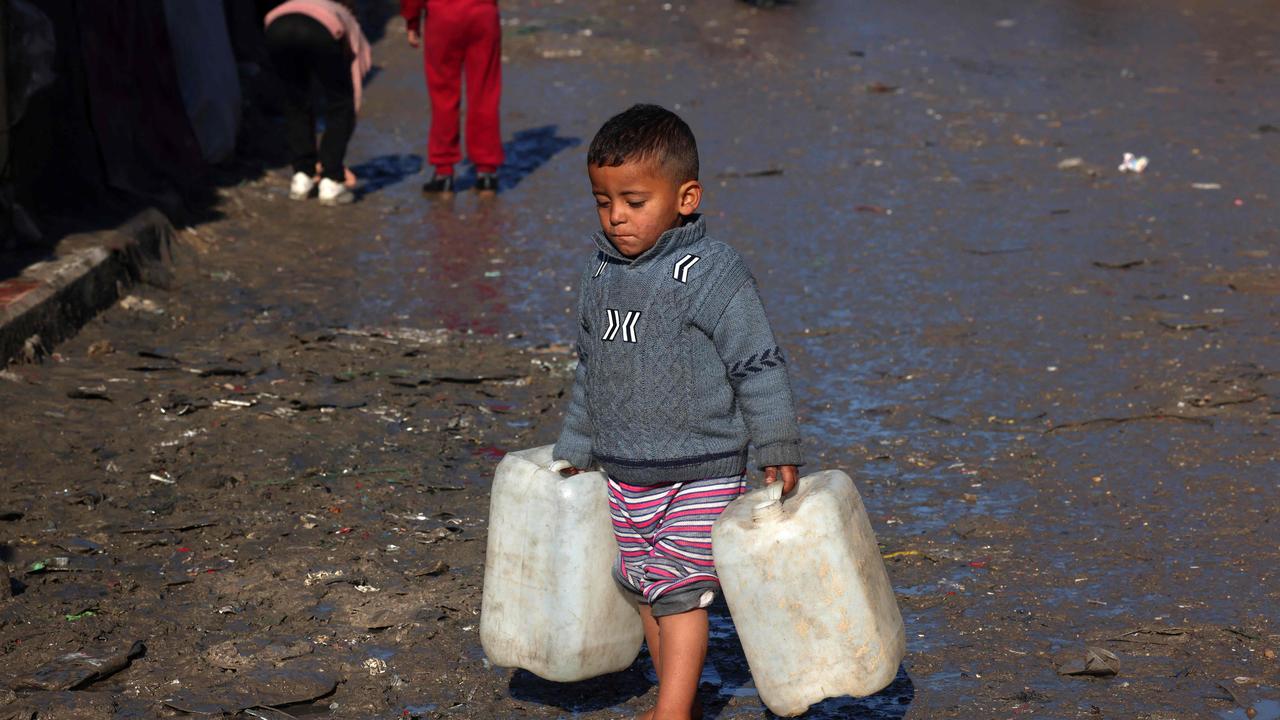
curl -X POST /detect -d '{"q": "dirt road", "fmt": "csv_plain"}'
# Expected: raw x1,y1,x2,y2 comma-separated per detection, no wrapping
3,1,1278,717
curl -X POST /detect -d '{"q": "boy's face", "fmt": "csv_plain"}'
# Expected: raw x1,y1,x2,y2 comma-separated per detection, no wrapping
589,160,702,258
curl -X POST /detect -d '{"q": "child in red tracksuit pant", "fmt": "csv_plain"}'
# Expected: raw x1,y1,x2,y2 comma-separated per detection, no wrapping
402,0,504,194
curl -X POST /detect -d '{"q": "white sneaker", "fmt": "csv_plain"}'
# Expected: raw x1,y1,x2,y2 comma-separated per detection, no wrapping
289,171,316,200
318,178,354,206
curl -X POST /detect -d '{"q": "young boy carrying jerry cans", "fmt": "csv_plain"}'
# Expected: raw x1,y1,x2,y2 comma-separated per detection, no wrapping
554,104,804,720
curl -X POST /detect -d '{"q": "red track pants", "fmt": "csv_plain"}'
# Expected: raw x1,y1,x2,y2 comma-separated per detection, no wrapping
423,0,503,173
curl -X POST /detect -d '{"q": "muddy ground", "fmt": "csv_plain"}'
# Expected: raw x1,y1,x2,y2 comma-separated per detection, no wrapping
3,0,1279,718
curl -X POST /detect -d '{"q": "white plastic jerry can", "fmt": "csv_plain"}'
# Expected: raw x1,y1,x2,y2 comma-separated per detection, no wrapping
712,470,906,717
479,445,644,682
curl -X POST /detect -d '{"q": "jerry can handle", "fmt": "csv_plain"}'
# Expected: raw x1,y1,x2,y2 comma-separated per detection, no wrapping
547,459,574,476
751,481,786,522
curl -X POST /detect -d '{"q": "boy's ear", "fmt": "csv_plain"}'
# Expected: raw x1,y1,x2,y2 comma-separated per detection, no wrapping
677,179,702,216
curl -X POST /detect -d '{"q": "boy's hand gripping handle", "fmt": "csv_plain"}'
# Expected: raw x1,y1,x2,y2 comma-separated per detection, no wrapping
548,460,581,477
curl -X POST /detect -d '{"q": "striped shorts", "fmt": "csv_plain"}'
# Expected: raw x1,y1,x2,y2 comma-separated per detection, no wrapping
607,474,747,617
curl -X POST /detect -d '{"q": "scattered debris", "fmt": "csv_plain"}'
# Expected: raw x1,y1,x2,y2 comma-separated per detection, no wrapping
1056,646,1119,677
1191,182,1222,190
87,340,115,357
163,667,336,715
303,569,348,587
66,386,111,401
1117,153,1149,173
1109,627,1188,646
865,82,899,94
409,560,451,577
120,520,218,534
243,707,302,720
416,527,457,544
26,557,71,574
1092,259,1147,270
881,549,937,563
204,638,315,671
54,538,103,555
10,641,145,691
119,295,165,314
715,167,784,179
1045,414,1212,433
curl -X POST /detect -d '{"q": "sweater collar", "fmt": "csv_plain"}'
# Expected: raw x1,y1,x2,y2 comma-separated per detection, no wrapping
590,214,706,268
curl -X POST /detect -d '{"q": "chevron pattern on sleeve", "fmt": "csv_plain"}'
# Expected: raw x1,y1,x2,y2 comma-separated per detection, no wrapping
727,346,786,380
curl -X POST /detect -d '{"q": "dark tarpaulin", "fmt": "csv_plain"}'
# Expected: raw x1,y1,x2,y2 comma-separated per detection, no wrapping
73,0,206,206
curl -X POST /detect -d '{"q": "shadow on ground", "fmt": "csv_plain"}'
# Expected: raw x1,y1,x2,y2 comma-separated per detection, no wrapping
451,125,580,193
505,599,912,719
351,154,425,196
509,665,654,712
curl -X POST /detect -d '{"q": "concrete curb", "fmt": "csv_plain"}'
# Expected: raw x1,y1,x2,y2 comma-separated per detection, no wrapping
0,209,174,365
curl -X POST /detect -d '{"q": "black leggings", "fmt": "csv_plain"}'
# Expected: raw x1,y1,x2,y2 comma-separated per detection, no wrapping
265,13,355,181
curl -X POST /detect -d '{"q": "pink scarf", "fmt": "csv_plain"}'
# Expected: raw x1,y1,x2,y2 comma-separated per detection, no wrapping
266,0,373,111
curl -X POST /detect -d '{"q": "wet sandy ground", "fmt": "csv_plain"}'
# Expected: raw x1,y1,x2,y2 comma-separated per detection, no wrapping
3,0,1280,717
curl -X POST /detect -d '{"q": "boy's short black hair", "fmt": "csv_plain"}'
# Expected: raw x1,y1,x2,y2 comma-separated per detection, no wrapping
587,104,699,182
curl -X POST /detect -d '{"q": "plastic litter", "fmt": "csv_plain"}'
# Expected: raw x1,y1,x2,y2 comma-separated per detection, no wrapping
1057,646,1120,677
54,537,103,555
27,557,70,574
1118,153,1149,173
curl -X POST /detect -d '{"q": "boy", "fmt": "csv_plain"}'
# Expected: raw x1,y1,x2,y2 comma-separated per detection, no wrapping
401,0,503,194
554,104,803,720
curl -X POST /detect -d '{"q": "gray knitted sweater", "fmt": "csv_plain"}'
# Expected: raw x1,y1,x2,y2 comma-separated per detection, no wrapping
553,215,804,485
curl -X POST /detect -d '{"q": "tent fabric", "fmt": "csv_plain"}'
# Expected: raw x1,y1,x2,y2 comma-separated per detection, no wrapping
163,0,242,163
74,0,206,204
6,0,57,125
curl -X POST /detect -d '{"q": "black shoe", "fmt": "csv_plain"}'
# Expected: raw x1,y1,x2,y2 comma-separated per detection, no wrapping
422,174,455,194
474,173,498,193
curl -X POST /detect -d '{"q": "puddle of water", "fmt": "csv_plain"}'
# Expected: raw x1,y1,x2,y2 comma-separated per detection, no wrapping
1222,698,1280,720
496,602,911,718
324,1,1280,715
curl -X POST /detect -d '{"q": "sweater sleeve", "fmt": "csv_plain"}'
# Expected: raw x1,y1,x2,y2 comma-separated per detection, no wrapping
552,283,594,469
712,281,804,469
400,0,425,33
